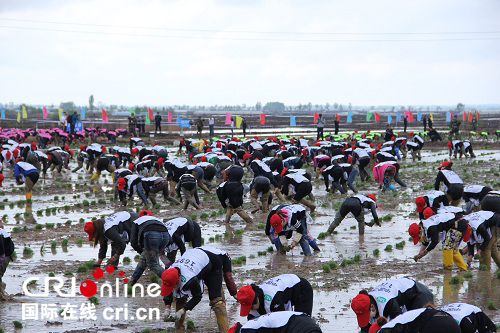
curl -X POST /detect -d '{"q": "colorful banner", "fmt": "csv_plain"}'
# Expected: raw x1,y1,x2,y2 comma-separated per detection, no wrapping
374,112,380,123
475,111,480,120
130,108,135,116
396,112,401,122
468,112,473,123
429,112,433,122
81,107,86,120
225,113,232,125
58,108,64,121
260,114,266,125
290,115,296,127
176,115,181,126
66,122,83,132
102,109,108,123
446,112,451,122
179,119,191,128
408,112,414,122
168,112,173,123
145,113,151,125
463,111,466,122
17,111,21,123
387,114,392,124
417,112,422,122
148,108,154,122
1,106,5,119
366,112,373,121
236,116,243,129
313,112,319,124
22,105,27,119
347,112,353,123
43,106,48,119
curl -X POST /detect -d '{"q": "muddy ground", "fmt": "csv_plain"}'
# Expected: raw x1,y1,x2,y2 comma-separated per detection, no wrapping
0,144,499,332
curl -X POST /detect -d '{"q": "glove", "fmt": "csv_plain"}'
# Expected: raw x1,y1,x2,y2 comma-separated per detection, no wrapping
163,307,171,320
174,308,185,320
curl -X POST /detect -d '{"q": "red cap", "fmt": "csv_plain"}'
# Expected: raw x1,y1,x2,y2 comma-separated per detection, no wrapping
228,323,240,333
200,156,207,162
80,144,85,151
368,322,381,333
226,153,232,158
101,146,106,153
117,178,126,191
347,156,353,163
237,286,256,317
47,154,52,161
31,142,37,150
463,225,471,242
302,149,308,157
128,163,135,171
366,194,376,202
391,136,396,141
131,148,139,156
351,294,371,328
370,143,374,148
160,268,179,296
84,222,95,241
447,142,453,149
408,223,421,245
438,161,453,170
415,197,426,212
242,153,251,162
270,214,283,233
0,174,4,187
158,158,164,166
5,151,11,160
139,210,153,216
423,207,434,219
64,145,69,152
13,149,18,157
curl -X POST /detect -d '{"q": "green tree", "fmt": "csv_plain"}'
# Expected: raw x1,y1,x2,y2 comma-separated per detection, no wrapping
263,102,285,112
255,102,262,111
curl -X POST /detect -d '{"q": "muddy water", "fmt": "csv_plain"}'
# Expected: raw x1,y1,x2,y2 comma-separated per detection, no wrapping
1,148,499,332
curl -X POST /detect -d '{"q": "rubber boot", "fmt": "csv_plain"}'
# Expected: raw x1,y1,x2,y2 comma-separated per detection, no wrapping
91,173,99,181
210,298,229,333
442,249,454,270
26,191,32,200
453,251,467,271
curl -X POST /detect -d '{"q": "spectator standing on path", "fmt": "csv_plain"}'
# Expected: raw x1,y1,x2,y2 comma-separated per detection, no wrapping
242,117,247,137
230,117,235,137
141,116,146,133
209,115,215,137
195,116,204,138
155,112,162,133
403,116,408,133
62,112,68,132
334,117,339,135
423,115,427,132
128,113,137,136
316,113,325,140
70,112,79,134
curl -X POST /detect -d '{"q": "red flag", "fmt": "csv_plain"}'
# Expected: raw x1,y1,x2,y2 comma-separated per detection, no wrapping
407,112,415,122
468,112,472,123
168,111,173,123
475,111,480,120
463,111,467,122
43,106,48,119
374,112,380,123
314,112,319,124
149,108,154,121
260,114,266,125
102,109,108,123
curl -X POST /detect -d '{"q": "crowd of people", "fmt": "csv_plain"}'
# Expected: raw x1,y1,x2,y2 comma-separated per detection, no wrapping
0,120,498,333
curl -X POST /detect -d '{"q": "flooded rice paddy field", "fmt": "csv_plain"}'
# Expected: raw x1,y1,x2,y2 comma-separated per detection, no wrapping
0,147,499,332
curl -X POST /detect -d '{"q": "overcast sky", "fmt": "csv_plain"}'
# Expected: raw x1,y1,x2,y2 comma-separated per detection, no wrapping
1,0,499,107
